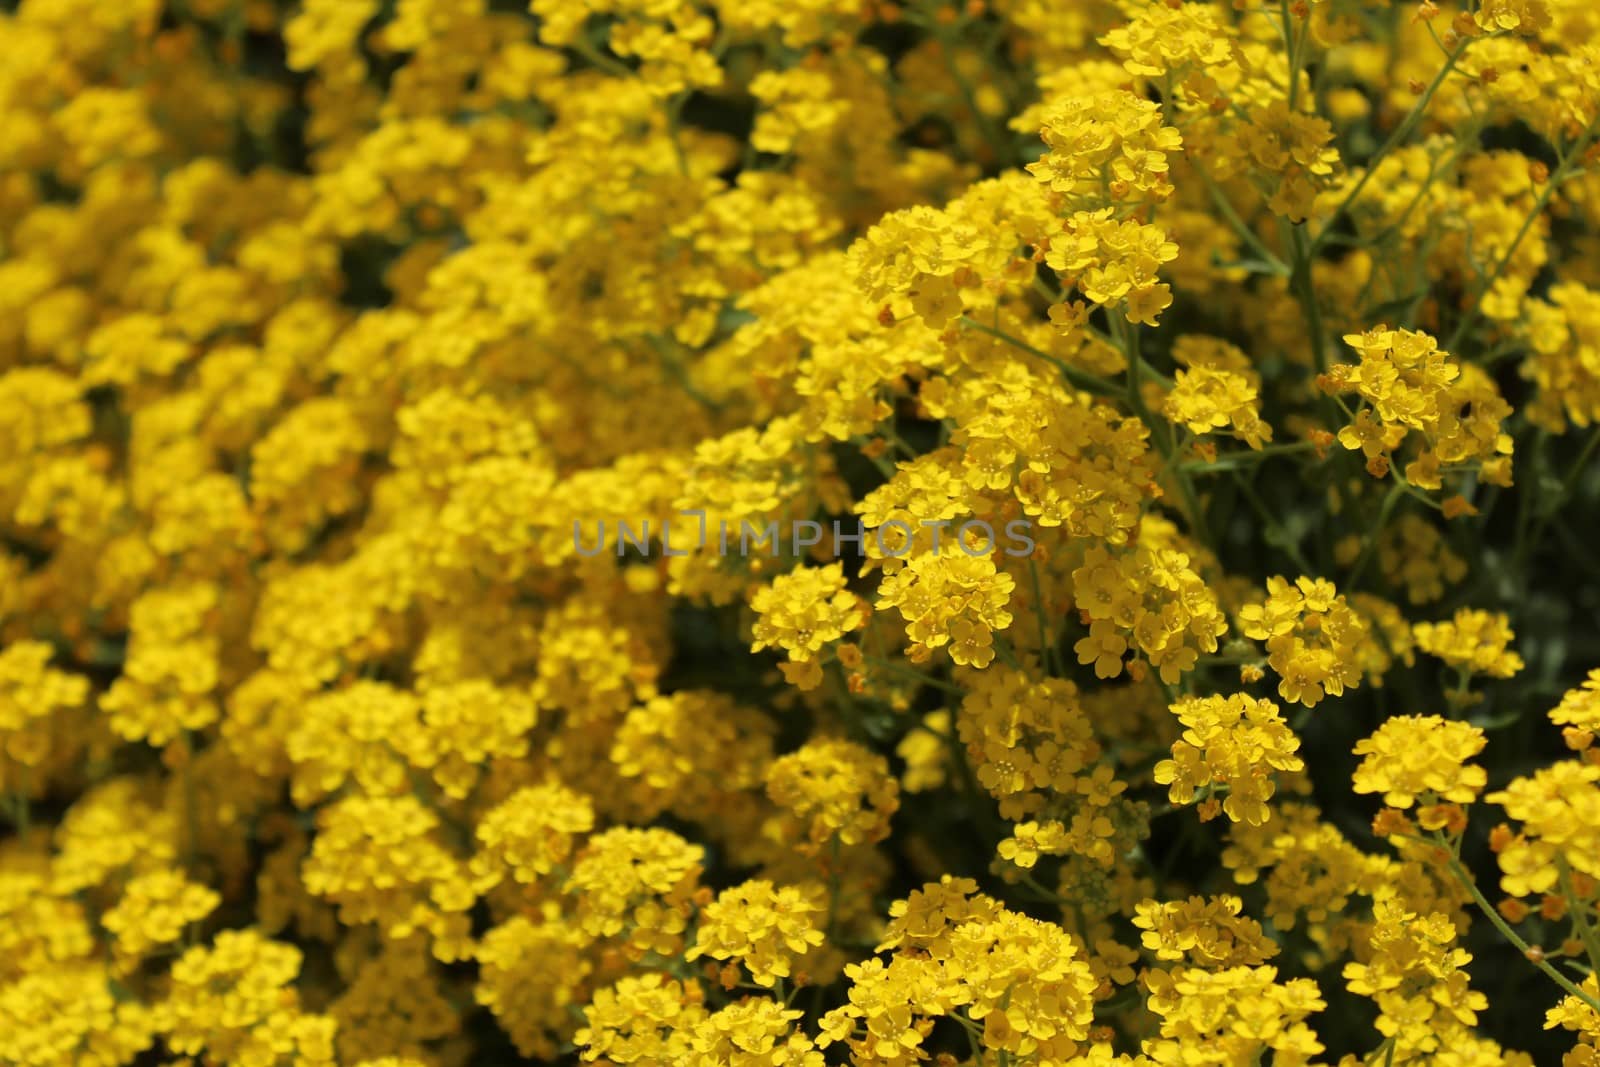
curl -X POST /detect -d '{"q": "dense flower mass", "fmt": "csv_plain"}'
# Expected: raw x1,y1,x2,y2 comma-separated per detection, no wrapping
5,0,1600,1064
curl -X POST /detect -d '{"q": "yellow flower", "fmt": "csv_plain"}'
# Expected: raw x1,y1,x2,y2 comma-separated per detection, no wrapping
1238,575,1369,707
1144,965,1326,1064
1154,693,1303,826
566,828,704,956
766,737,900,853
101,870,219,967
686,879,826,987
1132,894,1280,968
1413,608,1525,680
1351,714,1489,809
751,562,865,668
1028,90,1183,206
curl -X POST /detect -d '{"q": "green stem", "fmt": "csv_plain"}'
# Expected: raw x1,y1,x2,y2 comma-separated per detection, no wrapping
824,836,843,939
851,436,900,479
920,10,1012,166
1195,166,1291,276
1519,425,1600,571
1117,319,1210,548
861,654,964,695
1179,440,1319,473
1437,839,1600,1013
1280,0,1306,113
182,733,199,871
1346,483,1405,589
1446,113,1600,352
1314,40,1471,253
571,37,634,80
1557,855,1600,979
1290,225,1330,378
958,316,1120,396
1366,1036,1398,1067
1230,469,1313,573
1025,552,1059,676
959,1012,985,1064
12,766,28,838
645,334,722,413
1015,870,1064,905
665,91,692,176
1506,428,1550,581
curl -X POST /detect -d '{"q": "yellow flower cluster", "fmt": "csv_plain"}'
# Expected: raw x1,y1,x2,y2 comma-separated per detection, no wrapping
0,640,89,788
1325,326,1513,487
1071,534,1228,684
1352,714,1489,811
1342,895,1487,1057
750,562,867,688
6,0,1600,1063
1239,575,1369,707
1414,607,1526,681
823,881,1099,1066
1131,894,1280,968
1163,336,1273,451
1155,693,1304,826
1551,668,1600,757
687,879,827,988
101,868,220,969
1029,91,1183,207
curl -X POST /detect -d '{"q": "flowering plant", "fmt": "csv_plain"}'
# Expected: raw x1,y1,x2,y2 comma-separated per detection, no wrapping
4,0,1600,1064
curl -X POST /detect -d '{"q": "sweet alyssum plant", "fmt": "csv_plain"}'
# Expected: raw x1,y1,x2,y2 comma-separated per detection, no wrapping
3,0,1600,1064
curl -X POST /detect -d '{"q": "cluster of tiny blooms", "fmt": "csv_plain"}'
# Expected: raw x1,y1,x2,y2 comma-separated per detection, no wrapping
7,0,1600,1064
